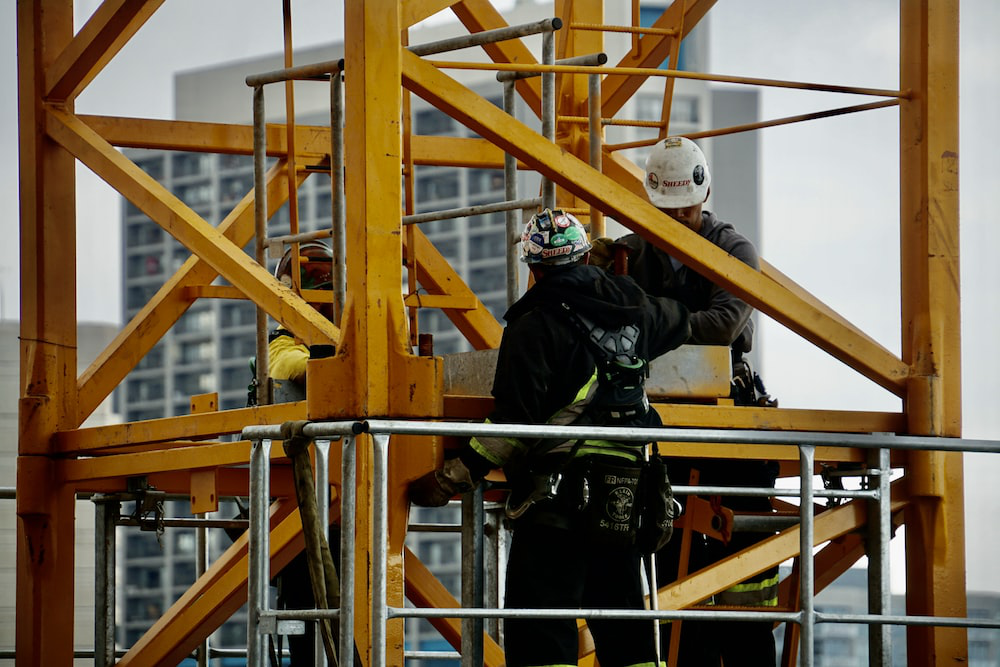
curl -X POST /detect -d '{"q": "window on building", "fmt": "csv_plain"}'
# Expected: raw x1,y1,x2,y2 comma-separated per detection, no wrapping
468,230,505,261
415,108,454,135
127,377,165,403
175,370,216,397
137,346,165,370
176,182,214,208
220,302,256,328
638,7,692,70
467,169,505,195
173,153,213,178
134,154,165,180
176,308,217,334
220,174,253,205
417,172,460,201
126,565,162,589
469,265,506,293
125,533,164,558
126,223,163,247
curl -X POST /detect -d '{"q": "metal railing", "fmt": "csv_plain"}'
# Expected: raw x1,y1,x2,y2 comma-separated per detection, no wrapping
240,419,1000,667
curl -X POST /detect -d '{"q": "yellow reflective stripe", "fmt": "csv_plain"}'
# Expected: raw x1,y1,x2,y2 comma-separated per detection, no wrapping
576,443,643,461
724,572,780,594
709,572,780,607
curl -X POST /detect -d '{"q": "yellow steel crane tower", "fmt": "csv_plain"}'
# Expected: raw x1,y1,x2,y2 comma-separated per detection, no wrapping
15,1,978,665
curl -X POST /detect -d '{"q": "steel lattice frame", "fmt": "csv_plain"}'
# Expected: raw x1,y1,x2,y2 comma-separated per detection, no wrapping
16,1,963,665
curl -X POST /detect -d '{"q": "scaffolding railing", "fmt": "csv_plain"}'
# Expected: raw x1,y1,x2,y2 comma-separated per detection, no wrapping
240,420,1000,667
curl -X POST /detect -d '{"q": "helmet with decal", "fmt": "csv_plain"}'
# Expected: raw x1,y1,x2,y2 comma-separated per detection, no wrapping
643,136,711,208
275,241,334,290
520,208,592,266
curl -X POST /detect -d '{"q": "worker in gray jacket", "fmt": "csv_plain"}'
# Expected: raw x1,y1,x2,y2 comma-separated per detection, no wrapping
595,136,779,666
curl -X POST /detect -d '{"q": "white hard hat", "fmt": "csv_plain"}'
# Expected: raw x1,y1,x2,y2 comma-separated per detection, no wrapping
643,137,711,208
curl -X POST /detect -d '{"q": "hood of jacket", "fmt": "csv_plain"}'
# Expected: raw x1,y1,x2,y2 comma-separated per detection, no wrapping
504,264,650,329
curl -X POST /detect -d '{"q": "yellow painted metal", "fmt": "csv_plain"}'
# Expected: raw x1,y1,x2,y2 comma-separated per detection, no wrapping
46,0,164,102
47,108,341,349
402,50,911,394
404,546,507,667
13,2,971,665
16,2,79,664
900,1,967,664
117,499,301,666
76,158,319,422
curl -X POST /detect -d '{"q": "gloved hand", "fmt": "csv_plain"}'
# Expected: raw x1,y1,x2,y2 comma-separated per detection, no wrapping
408,457,476,507
589,236,617,270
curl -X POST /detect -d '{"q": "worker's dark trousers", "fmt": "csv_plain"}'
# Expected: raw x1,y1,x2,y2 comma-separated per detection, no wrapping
504,512,659,667
655,458,779,667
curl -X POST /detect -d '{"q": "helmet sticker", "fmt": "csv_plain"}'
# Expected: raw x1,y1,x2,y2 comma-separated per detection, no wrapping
550,233,568,247
647,172,659,189
541,245,573,258
663,137,683,149
563,226,582,241
693,164,705,185
530,232,546,245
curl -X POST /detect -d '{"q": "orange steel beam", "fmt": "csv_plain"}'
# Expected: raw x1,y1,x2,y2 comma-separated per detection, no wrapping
406,227,504,350
53,401,307,454
450,0,544,115
16,2,78,664
600,0,715,117
404,546,506,667
117,499,304,667
403,0,462,28
655,493,909,612
75,158,310,422
899,1,966,665
45,108,340,348
46,0,163,102
401,51,911,396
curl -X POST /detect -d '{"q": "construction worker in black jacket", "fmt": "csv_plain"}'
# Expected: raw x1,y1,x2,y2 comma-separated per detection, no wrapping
595,137,779,666
409,208,690,667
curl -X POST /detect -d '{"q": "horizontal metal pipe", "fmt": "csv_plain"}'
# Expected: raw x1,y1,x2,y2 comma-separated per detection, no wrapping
426,60,909,99
671,484,879,500
408,17,562,57
116,517,247,530
403,197,542,226
390,606,801,624
496,52,607,82
246,58,344,87
815,611,1000,630
242,419,999,454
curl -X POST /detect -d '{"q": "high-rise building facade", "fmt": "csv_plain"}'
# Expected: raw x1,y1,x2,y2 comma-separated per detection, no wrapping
117,3,760,661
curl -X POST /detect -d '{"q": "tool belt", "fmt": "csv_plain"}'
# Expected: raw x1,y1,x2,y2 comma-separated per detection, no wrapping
507,449,676,554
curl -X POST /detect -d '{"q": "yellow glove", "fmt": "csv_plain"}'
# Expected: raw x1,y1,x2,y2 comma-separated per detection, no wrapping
589,236,616,270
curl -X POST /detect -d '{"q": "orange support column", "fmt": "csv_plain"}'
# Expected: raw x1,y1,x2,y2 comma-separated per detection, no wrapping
900,1,966,665
307,1,443,665
16,2,80,665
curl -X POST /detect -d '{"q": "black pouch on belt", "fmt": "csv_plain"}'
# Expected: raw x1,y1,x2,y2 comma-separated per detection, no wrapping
635,447,676,554
580,456,643,549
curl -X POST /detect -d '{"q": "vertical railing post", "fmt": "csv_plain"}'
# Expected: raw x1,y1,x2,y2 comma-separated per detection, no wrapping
799,444,816,666
94,495,118,667
252,85,270,408
315,439,332,667
461,486,486,667
340,435,358,667
248,438,273,667
503,79,521,308
371,434,391,667
540,27,556,209
329,66,347,324
867,447,892,665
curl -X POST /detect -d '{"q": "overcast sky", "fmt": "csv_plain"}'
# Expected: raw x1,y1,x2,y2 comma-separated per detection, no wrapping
2,1,997,592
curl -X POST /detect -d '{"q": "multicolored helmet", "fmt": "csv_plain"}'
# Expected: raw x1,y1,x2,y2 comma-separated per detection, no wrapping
520,208,592,266
275,241,334,290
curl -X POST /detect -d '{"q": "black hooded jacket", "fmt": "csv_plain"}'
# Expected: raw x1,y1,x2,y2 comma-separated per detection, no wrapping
618,210,758,354
465,264,689,472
